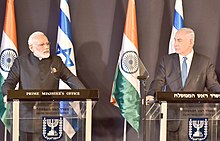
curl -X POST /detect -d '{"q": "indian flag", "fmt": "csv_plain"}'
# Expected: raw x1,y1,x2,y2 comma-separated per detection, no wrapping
0,73,11,132
0,0,18,132
111,0,140,134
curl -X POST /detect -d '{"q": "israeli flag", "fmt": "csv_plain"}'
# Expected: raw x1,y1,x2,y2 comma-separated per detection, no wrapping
56,0,80,139
168,0,184,54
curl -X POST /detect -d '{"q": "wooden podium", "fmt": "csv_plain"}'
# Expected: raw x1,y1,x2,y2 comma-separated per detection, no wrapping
144,92,220,141
7,89,99,141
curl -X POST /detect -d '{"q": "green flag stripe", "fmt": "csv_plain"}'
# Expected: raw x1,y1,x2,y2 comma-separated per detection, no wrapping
112,65,140,133
0,73,11,132
0,73,5,118
1,107,11,132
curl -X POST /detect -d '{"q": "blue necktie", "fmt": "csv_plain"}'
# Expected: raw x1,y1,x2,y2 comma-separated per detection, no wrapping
182,57,187,87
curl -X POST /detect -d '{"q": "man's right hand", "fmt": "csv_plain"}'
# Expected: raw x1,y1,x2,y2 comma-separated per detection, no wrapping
146,95,154,105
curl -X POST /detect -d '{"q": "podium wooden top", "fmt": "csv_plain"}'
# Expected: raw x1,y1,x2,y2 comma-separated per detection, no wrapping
7,89,99,101
156,92,220,103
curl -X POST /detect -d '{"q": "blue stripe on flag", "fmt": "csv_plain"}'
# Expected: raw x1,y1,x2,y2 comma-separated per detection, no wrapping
173,9,184,30
59,9,73,41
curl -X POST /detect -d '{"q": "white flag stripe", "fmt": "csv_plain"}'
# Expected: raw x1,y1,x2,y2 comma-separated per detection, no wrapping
1,32,17,51
175,0,183,16
0,32,18,79
57,27,74,50
63,118,76,138
60,0,71,21
118,34,140,94
59,81,70,89
69,101,81,115
168,27,178,54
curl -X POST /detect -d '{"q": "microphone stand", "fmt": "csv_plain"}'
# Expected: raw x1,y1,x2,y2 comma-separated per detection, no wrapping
137,76,147,141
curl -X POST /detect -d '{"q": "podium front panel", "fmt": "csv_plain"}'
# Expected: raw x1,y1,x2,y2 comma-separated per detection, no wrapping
145,103,220,141
7,101,88,141
6,89,99,141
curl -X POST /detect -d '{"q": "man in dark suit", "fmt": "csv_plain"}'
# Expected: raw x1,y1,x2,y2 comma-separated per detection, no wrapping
146,28,220,140
2,31,85,141
147,27,220,100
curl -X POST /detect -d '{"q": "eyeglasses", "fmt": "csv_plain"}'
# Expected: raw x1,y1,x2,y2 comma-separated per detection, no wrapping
33,42,51,47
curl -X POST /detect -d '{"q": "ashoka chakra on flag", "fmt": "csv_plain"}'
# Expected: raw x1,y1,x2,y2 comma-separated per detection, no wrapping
121,51,139,74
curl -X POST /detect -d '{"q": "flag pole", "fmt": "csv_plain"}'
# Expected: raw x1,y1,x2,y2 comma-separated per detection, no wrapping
123,119,127,141
4,127,7,141
64,134,68,141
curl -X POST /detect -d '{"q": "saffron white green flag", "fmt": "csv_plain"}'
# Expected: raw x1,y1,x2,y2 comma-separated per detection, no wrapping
0,0,18,132
111,0,140,134
0,73,11,132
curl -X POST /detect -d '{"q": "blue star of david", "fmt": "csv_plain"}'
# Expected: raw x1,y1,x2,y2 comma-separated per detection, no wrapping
56,45,74,67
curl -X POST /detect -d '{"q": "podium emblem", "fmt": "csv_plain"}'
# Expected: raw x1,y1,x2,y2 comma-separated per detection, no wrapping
42,116,63,140
188,118,208,141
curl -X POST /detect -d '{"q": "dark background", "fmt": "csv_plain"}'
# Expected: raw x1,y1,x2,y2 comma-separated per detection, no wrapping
1,0,220,141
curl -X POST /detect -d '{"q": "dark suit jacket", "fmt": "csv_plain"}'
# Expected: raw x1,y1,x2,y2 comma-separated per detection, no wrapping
2,53,85,132
148,52,220,96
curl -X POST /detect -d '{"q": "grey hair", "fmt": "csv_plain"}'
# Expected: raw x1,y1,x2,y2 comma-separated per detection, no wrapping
28,31,45,45
179,28,195,42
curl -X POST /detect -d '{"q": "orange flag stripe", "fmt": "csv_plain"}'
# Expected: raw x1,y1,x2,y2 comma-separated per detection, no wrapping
124,0,138,49
4,0,17,48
